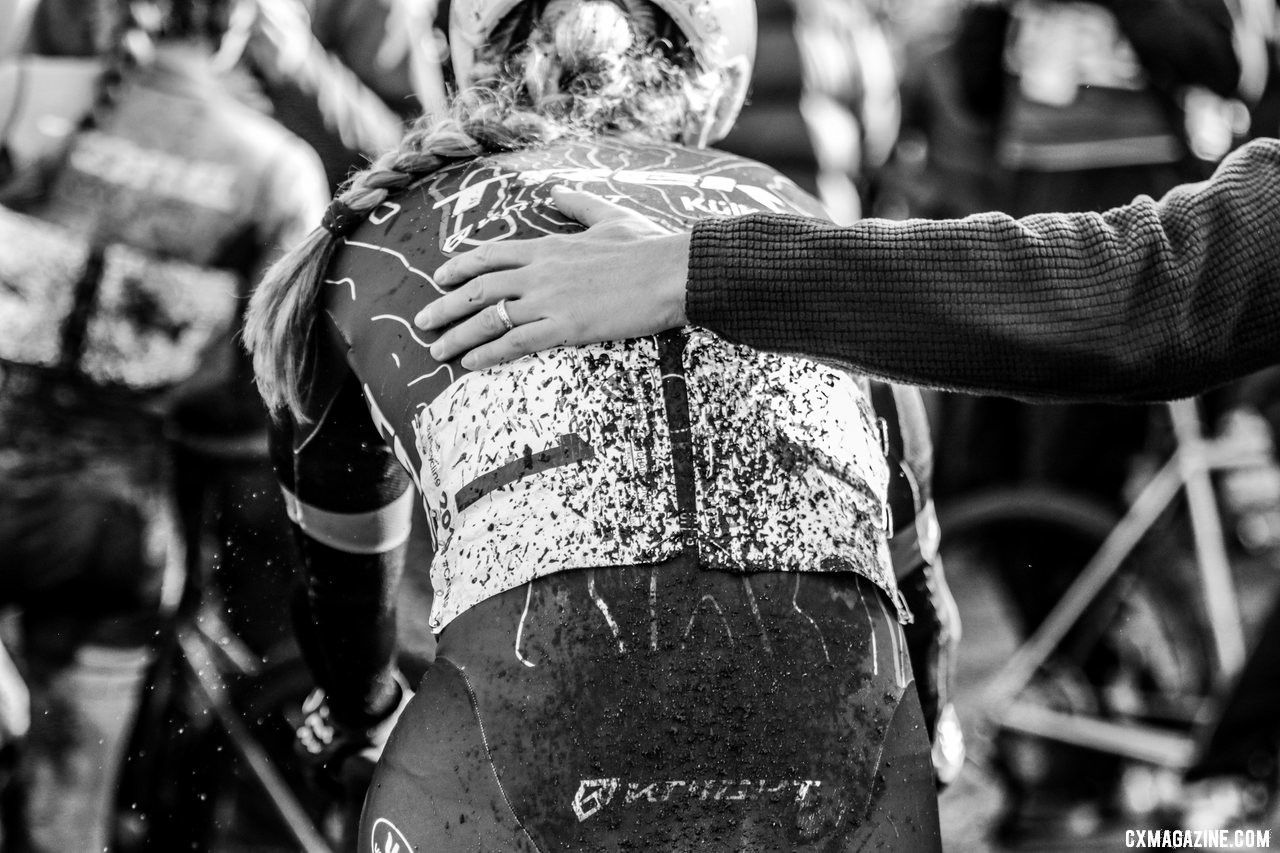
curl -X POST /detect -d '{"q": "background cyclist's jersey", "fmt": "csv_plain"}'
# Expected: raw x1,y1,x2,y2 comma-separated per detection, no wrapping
310,138,908,631
0,54,326,476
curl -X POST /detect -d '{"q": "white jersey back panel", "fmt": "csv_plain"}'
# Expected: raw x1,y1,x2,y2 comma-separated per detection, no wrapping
325,139,905,631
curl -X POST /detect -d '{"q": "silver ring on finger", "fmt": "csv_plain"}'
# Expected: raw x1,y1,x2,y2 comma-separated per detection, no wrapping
494,298,515,332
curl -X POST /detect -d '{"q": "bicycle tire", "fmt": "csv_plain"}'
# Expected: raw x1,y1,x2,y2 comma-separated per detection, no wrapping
939,486,1119,544
938,485,1215,843
939,485,1213,717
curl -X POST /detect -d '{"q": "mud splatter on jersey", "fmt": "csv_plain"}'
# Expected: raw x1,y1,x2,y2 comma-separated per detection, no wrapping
321,138,908,631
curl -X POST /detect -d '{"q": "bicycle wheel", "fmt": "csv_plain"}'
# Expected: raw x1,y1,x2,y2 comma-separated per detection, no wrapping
941,485,1214,715
939,486,1215,843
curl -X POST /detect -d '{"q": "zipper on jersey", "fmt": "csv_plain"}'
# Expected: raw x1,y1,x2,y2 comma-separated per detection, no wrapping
657,329,699,557
59,246,105,374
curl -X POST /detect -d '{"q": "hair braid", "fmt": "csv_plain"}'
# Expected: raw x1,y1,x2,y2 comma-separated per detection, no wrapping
245,118,485,419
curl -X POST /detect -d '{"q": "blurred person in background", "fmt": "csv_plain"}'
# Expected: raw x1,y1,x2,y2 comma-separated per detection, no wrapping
10,0,435,661
225,0,445,190
946,0,1255,507
936,0,1268,837
3,0,349,661
943,0,1262,508
0,1,326,849
719,0,899,224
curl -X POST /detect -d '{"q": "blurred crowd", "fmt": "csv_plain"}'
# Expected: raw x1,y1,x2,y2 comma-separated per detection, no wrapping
1,0,1279,850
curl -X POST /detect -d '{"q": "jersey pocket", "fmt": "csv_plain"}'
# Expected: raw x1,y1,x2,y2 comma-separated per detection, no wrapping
413,339,681,630
683,331,897,596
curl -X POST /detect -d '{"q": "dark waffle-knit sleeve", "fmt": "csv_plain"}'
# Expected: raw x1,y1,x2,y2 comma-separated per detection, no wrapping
687,137,1280,403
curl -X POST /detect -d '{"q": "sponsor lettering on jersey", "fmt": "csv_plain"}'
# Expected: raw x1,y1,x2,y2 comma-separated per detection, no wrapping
571,778,825,822
70,130,240,213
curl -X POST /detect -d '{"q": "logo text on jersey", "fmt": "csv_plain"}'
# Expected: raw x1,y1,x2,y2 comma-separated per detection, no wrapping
571,778,824,822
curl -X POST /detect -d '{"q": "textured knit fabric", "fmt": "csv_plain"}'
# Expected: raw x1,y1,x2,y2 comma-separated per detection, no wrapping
687,137,1280,403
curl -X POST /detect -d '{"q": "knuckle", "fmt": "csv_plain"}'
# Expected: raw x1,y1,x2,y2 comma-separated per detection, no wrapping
506,325,532,352
467,277,487,305
430,294,454,321
480,306,502,332
564,305,588,338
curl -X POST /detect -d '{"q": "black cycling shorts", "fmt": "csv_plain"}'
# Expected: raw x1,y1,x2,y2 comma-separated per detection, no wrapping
360,556,941,852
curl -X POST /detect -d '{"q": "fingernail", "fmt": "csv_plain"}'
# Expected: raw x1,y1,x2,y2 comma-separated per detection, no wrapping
433,262,451,283
430,343,443,360
414,308,431,329
461,354,477,370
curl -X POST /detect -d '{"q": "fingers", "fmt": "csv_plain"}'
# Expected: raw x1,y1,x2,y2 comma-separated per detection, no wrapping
548,186,649,228
429,188,642,291
417,268,523,331
429,296,530,363
434,239,533,289
462,318,567,371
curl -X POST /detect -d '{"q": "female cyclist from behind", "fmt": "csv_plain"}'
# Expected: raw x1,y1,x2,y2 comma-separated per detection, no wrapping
246,0,947,848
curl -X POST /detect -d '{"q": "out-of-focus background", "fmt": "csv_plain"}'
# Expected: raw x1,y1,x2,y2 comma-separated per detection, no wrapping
2,0,1280,850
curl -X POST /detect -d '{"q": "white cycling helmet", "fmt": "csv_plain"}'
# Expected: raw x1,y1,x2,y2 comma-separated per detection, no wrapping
448,0,756,144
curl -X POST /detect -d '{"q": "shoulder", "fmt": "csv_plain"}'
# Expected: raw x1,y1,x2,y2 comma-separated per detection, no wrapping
324,139,831,343
482,138,831,226
114,67,328,213
207,96,328,235
215,93,325,180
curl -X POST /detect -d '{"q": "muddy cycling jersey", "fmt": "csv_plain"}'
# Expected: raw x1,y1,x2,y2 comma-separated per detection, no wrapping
302,138,908,632
0,56,325,474
0,204,240,392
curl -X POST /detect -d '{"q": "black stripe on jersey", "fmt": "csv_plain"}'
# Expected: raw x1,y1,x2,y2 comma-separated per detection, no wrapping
455,432,595,513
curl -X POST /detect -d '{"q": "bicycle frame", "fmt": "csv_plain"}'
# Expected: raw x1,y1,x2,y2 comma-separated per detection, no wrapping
983,398,1268,769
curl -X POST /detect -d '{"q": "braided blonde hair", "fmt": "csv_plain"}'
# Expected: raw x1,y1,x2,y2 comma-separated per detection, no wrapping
245,0,705,419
